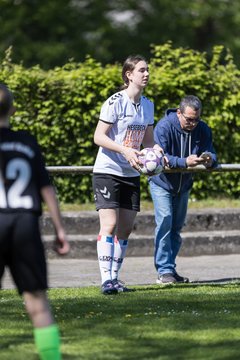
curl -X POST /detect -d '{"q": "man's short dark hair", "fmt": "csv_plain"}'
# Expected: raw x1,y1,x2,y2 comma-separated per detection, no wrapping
179,95,202,113
0,83,13,117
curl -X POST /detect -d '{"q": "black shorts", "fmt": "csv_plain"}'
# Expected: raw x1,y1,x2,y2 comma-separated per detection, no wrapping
0,212,47,295
93,173,140,211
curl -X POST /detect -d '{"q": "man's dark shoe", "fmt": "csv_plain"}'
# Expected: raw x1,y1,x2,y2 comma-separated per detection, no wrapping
174,272,189,283
156,273,176,284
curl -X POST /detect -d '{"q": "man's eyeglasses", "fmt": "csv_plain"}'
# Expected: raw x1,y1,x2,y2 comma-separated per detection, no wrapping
181,112,200,124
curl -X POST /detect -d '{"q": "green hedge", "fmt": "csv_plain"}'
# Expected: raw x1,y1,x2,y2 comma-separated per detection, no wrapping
1,43,240,203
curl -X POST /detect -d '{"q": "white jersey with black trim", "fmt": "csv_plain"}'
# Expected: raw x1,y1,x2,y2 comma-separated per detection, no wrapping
93,90,154,177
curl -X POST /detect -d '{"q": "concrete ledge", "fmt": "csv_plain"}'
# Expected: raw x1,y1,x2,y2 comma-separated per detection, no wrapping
40,208,240,235
180,230,240,256
43,230,240,259
41,209,240,259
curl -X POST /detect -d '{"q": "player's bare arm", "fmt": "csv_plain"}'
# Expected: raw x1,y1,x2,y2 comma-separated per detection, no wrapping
41,185,69,255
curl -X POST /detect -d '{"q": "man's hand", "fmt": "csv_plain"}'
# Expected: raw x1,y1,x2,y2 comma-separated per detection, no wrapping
186,154,213,168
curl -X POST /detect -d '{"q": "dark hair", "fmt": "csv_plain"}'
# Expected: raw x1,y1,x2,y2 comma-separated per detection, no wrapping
179,95,202,113
0,83,13,118
121,55,147,89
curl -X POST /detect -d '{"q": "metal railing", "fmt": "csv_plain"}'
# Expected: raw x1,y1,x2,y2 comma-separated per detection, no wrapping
46,164,240,175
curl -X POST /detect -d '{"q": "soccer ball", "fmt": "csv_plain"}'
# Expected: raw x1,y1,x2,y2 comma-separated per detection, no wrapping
138,147,163,175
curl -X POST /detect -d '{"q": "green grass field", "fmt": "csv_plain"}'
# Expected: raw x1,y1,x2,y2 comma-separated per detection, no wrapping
59,197,240,212
1,284,240,360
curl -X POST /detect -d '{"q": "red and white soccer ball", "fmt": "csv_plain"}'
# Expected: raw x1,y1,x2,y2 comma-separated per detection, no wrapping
138,147,163,175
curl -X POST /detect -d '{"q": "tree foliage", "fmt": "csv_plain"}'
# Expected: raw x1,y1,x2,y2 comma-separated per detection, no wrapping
1,43,240,202
1,0,240,68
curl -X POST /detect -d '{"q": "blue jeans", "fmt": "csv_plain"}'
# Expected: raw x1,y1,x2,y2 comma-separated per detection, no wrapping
149,181,189,275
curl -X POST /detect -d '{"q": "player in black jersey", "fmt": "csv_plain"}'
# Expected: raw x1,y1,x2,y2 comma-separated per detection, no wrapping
0,83,69,360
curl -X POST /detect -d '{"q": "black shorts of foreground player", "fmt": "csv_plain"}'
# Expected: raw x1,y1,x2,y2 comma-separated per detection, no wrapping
92,55,165,295
0,83,69,360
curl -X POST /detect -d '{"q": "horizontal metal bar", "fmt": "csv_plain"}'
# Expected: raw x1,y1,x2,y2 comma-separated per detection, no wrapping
46,164,240,175
47,166,94,174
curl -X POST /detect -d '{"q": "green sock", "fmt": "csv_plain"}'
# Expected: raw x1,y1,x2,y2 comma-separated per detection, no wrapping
34,324,61,360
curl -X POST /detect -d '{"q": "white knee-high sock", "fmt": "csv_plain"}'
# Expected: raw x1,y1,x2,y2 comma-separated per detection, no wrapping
111,236,128,280
97,235,114,284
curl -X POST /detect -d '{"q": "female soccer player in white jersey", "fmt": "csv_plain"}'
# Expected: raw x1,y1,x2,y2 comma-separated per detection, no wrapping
92,55,164,294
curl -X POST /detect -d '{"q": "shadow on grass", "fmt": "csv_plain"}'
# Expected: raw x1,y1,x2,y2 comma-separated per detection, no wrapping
135,279,240,292
2,286,240,359
191,277,240,284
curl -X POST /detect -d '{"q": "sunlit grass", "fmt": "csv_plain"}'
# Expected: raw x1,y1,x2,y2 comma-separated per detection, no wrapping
188,197,240,209
55,197,240,212
1,284,240,359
